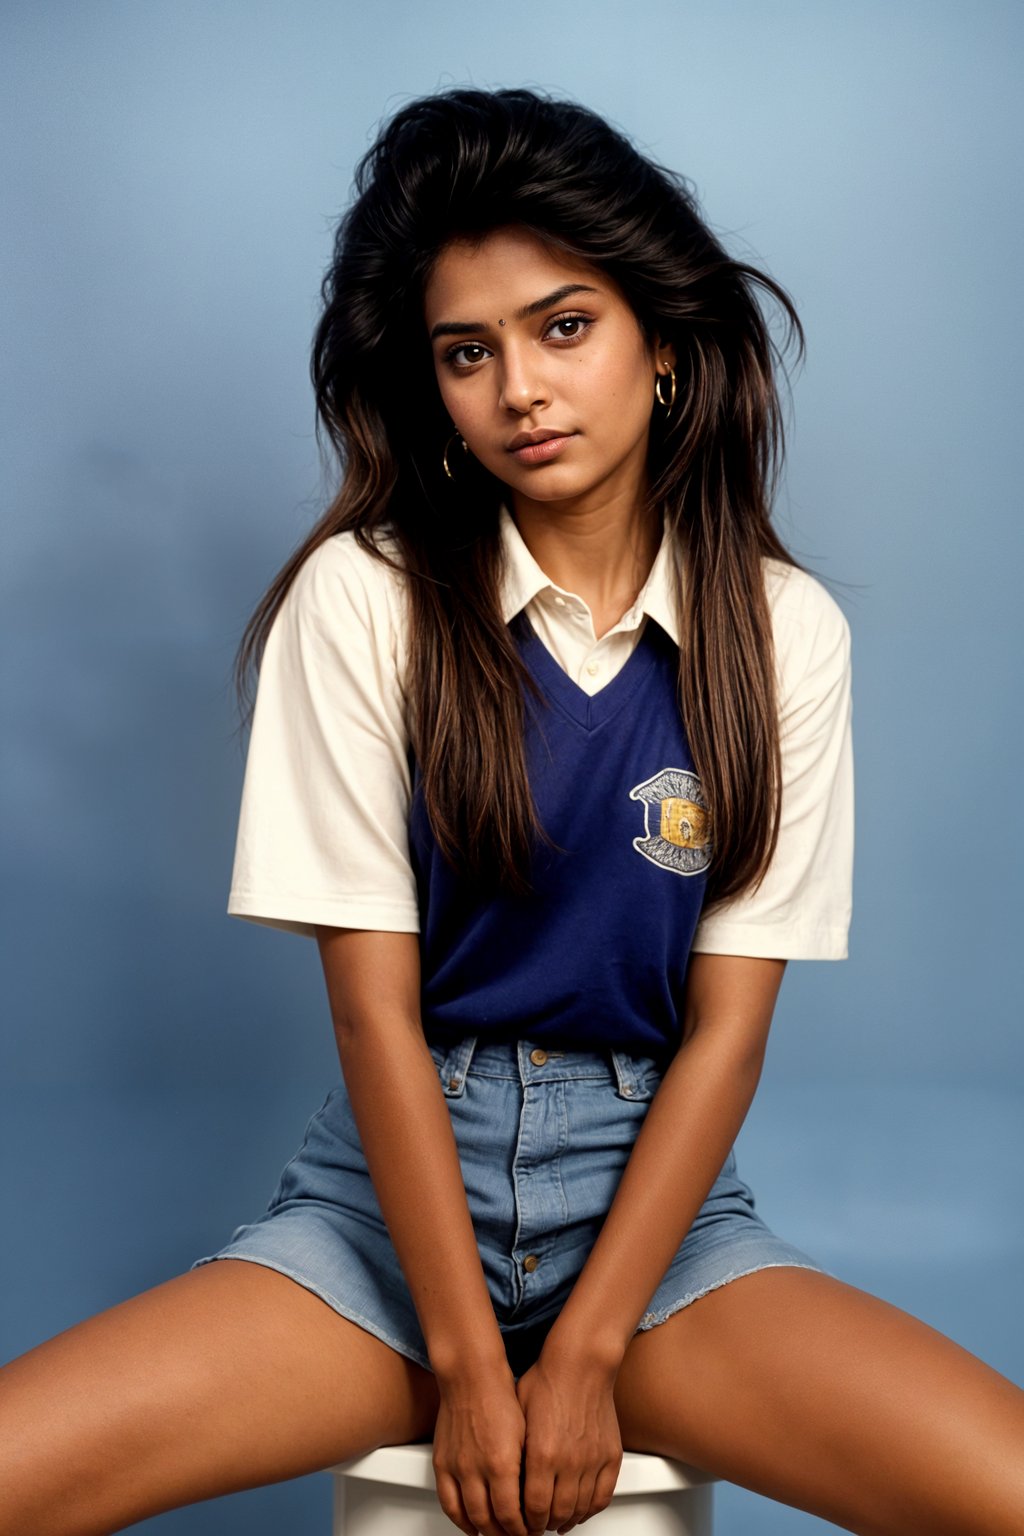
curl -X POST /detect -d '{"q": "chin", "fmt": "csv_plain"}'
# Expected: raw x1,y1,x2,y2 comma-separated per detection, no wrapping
505,467,594,496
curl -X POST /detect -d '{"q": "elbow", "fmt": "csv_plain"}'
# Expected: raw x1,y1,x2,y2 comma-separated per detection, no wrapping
683,1016,771,1081
332,1009,424,1050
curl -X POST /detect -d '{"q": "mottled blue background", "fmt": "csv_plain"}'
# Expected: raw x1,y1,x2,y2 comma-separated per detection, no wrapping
2,2,1021,1532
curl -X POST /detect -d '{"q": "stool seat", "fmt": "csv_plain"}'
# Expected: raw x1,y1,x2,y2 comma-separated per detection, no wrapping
327,1442,717,1532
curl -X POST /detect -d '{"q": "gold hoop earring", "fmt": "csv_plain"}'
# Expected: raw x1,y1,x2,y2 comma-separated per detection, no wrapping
654,364,676,414
443,430,470,480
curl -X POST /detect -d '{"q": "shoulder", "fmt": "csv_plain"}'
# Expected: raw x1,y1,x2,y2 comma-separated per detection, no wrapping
762,558,851,701
292,525,405,608
763,557,849,643
286,526,409,661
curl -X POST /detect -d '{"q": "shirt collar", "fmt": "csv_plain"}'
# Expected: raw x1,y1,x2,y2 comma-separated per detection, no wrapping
497,500,681,646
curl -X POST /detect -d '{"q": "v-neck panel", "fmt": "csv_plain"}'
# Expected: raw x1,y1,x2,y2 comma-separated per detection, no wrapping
511,610,661,733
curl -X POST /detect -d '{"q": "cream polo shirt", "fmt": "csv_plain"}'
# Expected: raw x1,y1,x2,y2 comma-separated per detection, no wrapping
228,502,854,958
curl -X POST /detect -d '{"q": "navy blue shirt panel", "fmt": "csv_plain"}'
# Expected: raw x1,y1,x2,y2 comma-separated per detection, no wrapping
409,611,710,1059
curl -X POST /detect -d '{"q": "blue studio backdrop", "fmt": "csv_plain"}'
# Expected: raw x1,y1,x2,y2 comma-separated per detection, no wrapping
2,4,1021,1534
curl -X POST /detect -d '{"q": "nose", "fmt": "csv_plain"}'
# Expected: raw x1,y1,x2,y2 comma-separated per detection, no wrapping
497,342,550,415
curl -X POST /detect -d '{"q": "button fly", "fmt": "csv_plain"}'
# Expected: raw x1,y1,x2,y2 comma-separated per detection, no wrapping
523,1254,540,1272
530,1048,548,1066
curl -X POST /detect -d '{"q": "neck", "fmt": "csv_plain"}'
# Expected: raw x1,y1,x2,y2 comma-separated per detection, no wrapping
509,491,663,615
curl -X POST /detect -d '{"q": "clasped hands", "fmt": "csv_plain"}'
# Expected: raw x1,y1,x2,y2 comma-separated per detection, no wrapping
432,1342,623,1536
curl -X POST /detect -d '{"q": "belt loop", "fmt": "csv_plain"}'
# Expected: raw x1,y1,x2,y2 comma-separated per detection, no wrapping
440,1034,478,1097
609,1048,651,1101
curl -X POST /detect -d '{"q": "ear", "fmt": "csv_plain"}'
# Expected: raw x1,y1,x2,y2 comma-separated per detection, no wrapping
651,330,677,374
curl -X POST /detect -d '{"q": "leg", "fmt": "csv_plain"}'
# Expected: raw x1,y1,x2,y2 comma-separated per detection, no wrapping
0,1257,440,1536
613,1265,1024,1536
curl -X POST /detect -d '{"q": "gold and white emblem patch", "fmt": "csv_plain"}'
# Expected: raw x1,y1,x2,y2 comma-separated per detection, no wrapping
629,768,712,876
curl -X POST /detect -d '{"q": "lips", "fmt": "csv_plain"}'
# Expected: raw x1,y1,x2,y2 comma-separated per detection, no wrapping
507,431,577,465
506,428,571,452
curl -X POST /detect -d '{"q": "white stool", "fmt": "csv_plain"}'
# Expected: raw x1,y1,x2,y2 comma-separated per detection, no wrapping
327,1442,716,1533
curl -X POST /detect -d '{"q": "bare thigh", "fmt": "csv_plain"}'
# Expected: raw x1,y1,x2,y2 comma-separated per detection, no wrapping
613,1265,1024,1536
0,1257,440,1536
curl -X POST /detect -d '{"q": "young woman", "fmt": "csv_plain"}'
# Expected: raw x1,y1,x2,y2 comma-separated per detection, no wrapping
2,85,1022,1536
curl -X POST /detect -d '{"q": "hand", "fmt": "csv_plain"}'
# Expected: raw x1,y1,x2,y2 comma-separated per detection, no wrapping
432,1359,533,1536
514,1347,623,1533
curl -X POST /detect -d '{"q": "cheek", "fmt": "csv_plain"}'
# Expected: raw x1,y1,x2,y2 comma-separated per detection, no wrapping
592,357,653,434
433,366,458,419
588,330,652,407
448,399,491,448
435,374,483,435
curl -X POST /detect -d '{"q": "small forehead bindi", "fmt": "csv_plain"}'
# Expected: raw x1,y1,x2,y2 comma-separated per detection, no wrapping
427,282,601,343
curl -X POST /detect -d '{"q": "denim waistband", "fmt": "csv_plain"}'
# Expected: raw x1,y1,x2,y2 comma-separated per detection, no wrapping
426,1033,666,1103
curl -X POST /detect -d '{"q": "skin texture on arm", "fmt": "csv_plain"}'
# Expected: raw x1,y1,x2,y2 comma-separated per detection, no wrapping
509,952,786,1529
315,925,509,1383
541,951,787,1373
316,925,535,1536
505,952,786,1534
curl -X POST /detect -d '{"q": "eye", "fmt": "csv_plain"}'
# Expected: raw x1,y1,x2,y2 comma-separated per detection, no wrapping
442,340,493,369
545,310,594,342
440,311,595,371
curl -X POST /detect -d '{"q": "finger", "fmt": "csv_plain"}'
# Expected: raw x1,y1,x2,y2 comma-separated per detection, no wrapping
460,1474,503,1536
560,1468,597,1531
550,1471,581,1534
584,1462,621,1522
433,1468,478,1536
521,1463,554,1536
489,1468,530,1536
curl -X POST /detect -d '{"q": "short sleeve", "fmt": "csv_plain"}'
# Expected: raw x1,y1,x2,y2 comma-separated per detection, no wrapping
690,562,854,960
226,532,421,938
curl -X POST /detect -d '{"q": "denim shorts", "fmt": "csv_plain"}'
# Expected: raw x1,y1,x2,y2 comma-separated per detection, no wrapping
190,1035,827,1378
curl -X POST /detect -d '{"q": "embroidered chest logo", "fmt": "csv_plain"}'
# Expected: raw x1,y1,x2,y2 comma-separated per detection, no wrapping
629,767,712,877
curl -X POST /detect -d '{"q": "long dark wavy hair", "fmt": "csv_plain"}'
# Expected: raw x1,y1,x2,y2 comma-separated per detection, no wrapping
234,85,807,911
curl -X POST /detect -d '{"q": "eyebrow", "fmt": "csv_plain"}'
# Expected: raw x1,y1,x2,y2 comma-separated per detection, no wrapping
428,283,601,342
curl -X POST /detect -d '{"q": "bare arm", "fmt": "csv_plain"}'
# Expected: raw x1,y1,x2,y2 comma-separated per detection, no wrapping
541,951,787,1372
315,925,508,1385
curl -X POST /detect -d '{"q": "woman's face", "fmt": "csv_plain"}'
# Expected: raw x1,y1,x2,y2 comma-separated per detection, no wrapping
423,225,675,517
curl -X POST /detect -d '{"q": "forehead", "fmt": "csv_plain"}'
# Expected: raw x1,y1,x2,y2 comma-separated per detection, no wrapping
422,225,614,324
